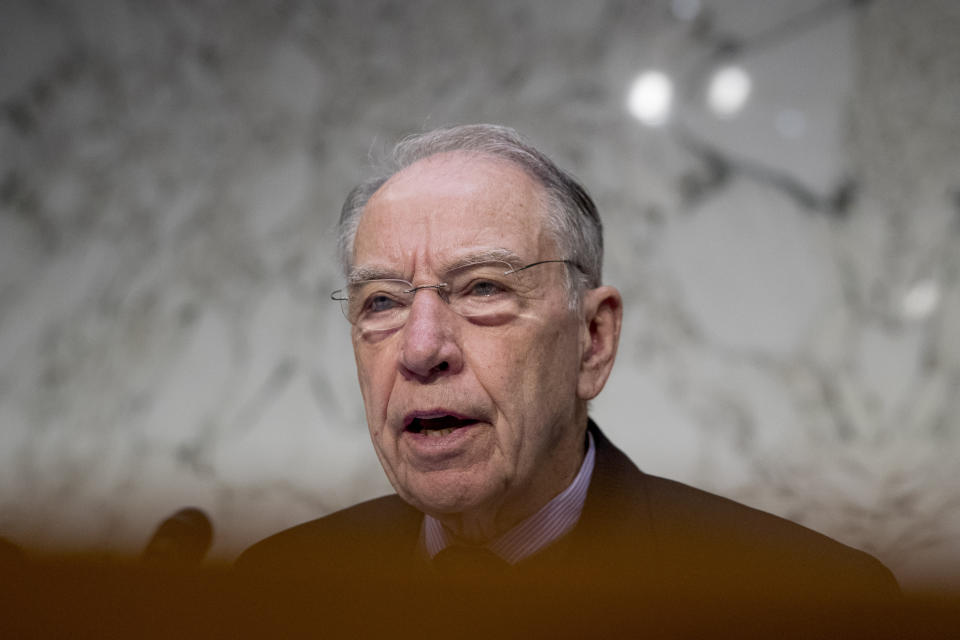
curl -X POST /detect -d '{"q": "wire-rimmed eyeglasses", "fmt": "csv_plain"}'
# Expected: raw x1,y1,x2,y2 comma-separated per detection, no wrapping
331,259,578,332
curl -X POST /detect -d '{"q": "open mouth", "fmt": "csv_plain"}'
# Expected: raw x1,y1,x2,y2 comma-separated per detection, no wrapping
405,415,479,437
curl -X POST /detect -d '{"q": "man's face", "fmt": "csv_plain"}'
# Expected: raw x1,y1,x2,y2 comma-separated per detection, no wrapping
349,152,590,534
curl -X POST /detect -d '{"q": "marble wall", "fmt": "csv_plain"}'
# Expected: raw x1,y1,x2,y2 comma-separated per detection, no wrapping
1,0,958,588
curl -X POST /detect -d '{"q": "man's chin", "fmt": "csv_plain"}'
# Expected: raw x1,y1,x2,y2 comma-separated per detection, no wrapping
396,474,497,519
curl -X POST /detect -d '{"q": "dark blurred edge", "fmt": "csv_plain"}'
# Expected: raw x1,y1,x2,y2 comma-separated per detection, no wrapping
0,554,957,639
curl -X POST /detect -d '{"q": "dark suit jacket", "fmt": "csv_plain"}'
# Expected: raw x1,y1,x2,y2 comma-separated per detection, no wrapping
237,421,900,637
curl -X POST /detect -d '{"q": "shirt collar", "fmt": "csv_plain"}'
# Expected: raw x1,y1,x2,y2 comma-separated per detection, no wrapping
422,430,596,565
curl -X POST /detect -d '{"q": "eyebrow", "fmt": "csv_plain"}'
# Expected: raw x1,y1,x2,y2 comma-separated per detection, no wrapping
443,248,524,272
347,248,526,284
347,264,403,283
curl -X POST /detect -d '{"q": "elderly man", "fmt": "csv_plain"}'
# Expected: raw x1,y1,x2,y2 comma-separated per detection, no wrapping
238,125,898,634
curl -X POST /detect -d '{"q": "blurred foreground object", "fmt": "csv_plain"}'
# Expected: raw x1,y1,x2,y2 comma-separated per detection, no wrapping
141,507,213,567
0,554,958,639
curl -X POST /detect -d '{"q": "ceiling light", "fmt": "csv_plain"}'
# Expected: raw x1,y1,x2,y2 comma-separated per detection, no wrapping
707,65,752,117
627,70,674,127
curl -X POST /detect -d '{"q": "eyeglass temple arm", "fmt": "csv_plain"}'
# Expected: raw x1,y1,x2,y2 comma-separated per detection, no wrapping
503,259,582,275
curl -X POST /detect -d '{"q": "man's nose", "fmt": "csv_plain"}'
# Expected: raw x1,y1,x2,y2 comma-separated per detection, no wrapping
398,288,463,381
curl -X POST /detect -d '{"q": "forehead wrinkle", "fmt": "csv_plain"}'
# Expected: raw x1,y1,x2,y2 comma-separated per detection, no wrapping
348,248,529,285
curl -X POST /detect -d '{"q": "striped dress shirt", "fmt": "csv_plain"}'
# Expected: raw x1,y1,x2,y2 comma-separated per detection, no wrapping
422,431,596,565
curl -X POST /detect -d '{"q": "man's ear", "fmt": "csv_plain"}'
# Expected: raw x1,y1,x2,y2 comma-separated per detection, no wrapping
577,285,622,401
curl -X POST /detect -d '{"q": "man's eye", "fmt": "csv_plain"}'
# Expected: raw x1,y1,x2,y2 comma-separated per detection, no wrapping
365,294,401,313
466,280,506,297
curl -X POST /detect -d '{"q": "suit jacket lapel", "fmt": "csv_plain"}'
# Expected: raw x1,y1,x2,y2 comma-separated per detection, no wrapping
562,420,664,580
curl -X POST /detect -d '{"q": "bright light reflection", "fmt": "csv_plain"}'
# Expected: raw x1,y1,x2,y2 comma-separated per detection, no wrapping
708,65,752,117
902,279,941,320
627,70,673,127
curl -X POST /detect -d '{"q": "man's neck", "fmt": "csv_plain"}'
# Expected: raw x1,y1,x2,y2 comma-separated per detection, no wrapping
424,429,597,563
430,424,589,544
